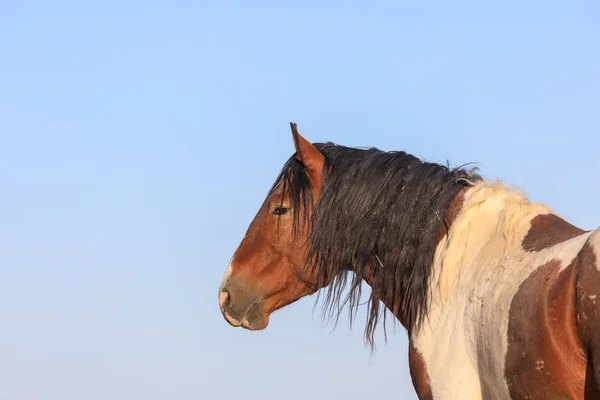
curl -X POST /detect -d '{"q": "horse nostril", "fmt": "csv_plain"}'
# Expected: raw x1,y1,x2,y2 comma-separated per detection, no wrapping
219,290,230,309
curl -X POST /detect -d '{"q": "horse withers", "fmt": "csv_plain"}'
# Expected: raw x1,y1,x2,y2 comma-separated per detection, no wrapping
218,122,600,399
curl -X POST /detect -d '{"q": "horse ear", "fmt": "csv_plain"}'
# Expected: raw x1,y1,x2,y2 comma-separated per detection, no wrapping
290,122,324,187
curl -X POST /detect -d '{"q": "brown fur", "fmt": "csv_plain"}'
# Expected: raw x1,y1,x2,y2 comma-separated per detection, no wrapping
505,259,586,399
434,187,466,247
409,343,433,400
576,243,600,399
523,214,586,252
507,214,600,399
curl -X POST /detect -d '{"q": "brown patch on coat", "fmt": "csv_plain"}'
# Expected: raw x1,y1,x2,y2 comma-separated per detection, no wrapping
409,342,433,400
575,242,600,398
434,187,465,247
505,259,587,399
585,363,600,400
523,214,586,252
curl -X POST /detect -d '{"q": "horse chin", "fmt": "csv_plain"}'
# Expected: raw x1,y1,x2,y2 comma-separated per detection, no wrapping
241,314,269,331
239,302,269,331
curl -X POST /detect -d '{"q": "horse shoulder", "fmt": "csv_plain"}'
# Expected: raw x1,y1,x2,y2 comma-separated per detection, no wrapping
503,215,597,399
574,227,600,398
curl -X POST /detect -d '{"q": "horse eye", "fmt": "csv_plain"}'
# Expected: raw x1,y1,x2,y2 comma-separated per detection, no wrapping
272,206,290,216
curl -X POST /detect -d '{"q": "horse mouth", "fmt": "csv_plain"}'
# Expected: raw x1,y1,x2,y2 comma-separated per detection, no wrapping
240,303,269,330
221,302,269,331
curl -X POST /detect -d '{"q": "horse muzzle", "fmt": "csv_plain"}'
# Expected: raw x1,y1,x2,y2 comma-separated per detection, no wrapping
218,279,269,330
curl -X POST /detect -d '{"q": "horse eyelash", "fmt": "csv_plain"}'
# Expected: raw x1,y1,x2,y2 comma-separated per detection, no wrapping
272,206,290,216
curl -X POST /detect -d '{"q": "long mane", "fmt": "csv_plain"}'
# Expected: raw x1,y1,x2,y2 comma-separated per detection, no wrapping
269,142,481,346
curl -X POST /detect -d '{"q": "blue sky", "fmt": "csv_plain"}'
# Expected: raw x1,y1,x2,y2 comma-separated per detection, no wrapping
0,1,599,399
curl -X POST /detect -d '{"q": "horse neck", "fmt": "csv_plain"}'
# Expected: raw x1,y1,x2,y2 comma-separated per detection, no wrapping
356,189,467,331
361,271,409,329
360,182,555,333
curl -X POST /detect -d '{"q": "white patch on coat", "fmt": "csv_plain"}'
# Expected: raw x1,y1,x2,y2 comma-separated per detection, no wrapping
413,181,593,399
586,229,600,272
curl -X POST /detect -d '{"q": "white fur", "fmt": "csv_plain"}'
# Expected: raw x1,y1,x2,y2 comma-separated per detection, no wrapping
413,182,594,399
587,229,600,272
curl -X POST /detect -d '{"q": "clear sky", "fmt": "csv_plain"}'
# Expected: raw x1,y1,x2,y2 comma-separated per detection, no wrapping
0,1,599,399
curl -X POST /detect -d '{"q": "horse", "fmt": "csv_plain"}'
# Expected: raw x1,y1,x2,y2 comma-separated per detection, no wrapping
218,122,600,399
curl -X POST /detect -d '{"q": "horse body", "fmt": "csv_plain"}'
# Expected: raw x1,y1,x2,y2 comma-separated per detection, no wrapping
411,183,596,399
218,123,600,399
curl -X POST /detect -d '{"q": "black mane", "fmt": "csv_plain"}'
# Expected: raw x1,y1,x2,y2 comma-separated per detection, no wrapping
269,142,481,347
